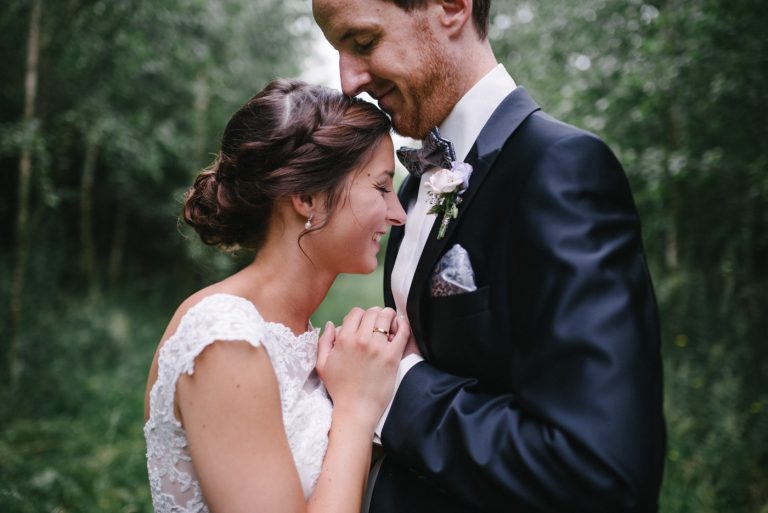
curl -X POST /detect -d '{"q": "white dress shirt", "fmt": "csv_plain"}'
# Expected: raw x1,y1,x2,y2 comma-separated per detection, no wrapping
374,65,517,439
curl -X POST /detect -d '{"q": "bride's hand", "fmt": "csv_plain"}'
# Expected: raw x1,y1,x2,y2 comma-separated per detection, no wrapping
316,307,409,429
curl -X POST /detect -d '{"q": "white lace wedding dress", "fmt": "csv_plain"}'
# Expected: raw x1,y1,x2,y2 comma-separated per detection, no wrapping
144,294,333,512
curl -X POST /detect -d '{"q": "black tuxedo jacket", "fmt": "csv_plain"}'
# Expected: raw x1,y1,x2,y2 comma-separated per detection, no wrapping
371,88,665,513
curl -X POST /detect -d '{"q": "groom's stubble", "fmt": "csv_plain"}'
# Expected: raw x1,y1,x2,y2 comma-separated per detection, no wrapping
388,15,463,139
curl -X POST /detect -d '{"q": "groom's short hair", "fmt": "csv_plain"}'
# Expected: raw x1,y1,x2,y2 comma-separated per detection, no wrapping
389,0,491,40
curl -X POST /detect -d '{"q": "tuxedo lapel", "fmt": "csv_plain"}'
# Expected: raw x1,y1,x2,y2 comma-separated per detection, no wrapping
406,87,541,334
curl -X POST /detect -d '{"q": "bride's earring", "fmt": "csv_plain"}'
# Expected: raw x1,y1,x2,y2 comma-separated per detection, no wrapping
304,214,314,230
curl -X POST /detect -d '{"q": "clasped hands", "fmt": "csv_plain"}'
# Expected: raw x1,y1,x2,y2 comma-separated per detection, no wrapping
315,307,419,429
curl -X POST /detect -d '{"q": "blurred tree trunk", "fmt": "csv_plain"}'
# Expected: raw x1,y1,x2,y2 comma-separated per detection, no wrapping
108,200,127,289
194,72,210,166
663,15,680,272
80,133,100,300
9,0,42,388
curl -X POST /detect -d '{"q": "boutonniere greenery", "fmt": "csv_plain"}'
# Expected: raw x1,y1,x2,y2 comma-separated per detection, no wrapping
424,161,474,239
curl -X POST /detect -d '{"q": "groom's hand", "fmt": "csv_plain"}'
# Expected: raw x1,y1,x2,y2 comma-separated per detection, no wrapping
403,334,421,358
388,315,420,358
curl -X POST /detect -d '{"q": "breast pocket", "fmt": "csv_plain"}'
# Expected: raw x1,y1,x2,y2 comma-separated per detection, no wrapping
426,286,496,380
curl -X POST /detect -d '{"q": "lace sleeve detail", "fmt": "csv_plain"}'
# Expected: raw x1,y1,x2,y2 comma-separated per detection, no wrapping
171,294,266,377
145,294,268,513
148,294,267,428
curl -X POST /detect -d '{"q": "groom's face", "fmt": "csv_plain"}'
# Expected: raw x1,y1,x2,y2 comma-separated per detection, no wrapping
313,0,460,139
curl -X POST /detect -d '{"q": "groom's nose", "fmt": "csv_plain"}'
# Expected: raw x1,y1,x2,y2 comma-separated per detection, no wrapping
339,52,372,97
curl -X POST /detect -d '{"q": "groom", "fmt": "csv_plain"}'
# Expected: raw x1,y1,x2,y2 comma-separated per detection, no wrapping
314,0,666,511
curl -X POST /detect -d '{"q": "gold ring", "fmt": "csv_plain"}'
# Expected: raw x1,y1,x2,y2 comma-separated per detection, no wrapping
372,327,389,336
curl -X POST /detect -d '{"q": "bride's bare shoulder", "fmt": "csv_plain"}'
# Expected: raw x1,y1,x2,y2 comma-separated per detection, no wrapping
144,286,265,422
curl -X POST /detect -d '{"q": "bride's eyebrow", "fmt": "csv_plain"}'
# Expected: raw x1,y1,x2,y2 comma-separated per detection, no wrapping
367,169,394,180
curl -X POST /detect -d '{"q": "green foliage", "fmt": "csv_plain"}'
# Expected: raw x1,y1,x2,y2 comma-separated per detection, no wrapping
0,295,163,512
0,0,312,302
1,0,766,511
661,339,768,512
313,268,386,326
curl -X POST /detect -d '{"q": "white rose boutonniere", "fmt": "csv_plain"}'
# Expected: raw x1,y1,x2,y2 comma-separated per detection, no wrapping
425,161,474,239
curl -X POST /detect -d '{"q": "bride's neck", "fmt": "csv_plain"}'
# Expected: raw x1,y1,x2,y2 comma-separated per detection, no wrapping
233,242,335,335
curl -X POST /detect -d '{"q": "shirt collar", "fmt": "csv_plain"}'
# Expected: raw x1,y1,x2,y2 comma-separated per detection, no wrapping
438,64,517,162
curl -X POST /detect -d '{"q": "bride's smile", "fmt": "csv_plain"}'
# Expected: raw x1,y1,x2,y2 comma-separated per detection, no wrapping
304,135,404,276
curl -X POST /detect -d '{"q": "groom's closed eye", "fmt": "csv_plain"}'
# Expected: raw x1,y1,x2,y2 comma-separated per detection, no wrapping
353,37,377,54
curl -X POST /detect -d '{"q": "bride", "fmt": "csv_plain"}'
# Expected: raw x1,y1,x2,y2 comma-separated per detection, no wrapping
143,78,410,512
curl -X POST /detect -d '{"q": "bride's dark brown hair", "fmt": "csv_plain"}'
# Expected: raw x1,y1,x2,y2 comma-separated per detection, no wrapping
183,78,392,252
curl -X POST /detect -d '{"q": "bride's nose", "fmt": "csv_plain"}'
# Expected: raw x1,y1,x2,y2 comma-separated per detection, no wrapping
387,196,406,226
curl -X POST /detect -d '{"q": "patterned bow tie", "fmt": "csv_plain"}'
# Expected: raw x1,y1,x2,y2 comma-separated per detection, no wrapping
396,127,456,177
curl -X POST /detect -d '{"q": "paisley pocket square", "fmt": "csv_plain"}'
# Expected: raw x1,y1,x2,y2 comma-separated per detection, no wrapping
431,244,477,297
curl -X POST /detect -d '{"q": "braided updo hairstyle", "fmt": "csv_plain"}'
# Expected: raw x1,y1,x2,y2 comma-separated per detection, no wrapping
183,79,392,252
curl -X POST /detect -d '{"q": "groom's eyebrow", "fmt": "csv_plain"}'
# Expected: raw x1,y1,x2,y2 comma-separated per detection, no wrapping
339,24,378,43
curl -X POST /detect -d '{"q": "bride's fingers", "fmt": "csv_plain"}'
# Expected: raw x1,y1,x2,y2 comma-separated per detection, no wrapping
316,321,335,371
373,308,397,341
387,314,404,341
358,306,383,338
377,307,397,326
338,307,365,340
386,315,410,354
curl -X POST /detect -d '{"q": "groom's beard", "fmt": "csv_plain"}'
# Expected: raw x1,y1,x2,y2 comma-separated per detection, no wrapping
390,22,462,139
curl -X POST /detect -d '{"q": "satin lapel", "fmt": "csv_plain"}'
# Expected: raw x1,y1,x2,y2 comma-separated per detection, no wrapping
406,87,541,331
383,173,420,308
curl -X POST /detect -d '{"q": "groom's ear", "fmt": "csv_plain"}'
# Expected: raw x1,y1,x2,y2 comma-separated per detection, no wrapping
437,0,472,37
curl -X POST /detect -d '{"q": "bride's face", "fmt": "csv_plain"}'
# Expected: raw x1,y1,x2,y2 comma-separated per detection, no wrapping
312,135,405,275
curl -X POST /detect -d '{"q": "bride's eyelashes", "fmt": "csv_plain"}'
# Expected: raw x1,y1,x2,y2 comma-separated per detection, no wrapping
374,180,392,196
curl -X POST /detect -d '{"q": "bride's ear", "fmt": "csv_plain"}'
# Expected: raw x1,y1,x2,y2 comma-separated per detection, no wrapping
290,193,316,220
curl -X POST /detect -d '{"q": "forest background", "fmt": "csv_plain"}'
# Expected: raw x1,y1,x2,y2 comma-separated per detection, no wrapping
0,0,766,511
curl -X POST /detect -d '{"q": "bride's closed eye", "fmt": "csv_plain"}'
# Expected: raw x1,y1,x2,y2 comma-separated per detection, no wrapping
375,180,392,195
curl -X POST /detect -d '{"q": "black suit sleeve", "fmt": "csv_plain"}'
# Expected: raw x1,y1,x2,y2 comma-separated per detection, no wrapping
382,133,665,513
